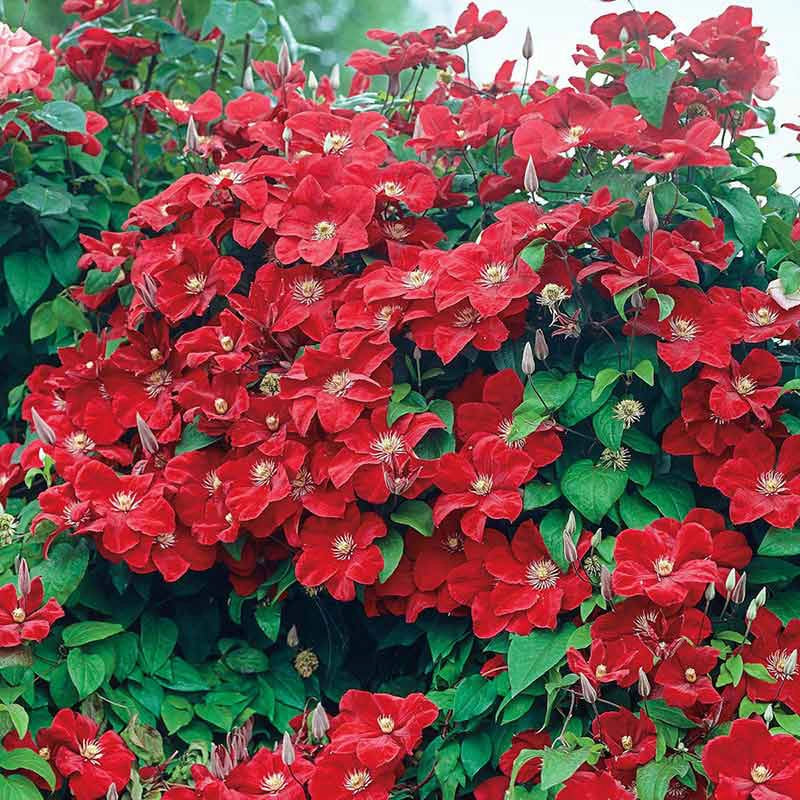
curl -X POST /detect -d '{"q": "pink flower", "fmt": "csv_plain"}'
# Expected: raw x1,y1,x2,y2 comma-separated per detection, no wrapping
0,24,54,100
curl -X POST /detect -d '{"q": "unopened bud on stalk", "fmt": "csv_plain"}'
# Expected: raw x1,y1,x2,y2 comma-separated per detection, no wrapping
591,528,602,549
286,625,299,648
563,529,579,566
785,649,798,677
764,703,774,725
522,27,533,60
745,599,758,624
643,191,659,234
534,328,549,360
619,27,630,44
600,565,613,603
31,407,56,446
412,114,425,140
725,568,737,594
413,346,422,362
106,785,119,800
637,667,651,697
311,703,330,740
185,115,199,153
630,288,644,309
579,673,597,704
141,273,159,311
282,125,292,157
521,341,535,376
329,64,341,91
136,412,159,456
523,155,539,196
242,65,255,91
17,558,30,598
732,572,747,604
277,41,291,79
705,582,716,602
280,732,295,766
308,70,318,91
388,73,401,97
754,587,767,608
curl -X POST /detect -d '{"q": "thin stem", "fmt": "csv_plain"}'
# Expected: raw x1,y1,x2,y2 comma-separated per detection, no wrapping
211,35,226,91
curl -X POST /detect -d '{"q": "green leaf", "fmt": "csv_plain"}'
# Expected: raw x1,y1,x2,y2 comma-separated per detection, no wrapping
0,750,55,789
202,0,262,41
30,540,89,604
3,251,51,314
521,241,546,271
632,359,655,386
508,626,574,697
0,774,46,800
625,61,680,127
510,372,577,440
461,732,492,779
390,500,433,537
139,614,178,674
743,662,777,683
32,100,86,133
161,695,194,735
377,529,403,582
46,242,82,287
452,674,496,721
759,527,800,557
591,368,621,401
67,649,106,699
640,477,694,520
175,421,220,454
716,188,763,250
538,748,592,791
748,556,800,584
254,604,281,643
52,296,90,332
523,481,561,510
7,182,71,215
84,267,121,295
30,301,57,342
768,591,800,624
225,646,270,674
62,621,123,648
778,262,800,295
593,402,624,449
636,759,683,800
561,459,628,524
0,704,28,739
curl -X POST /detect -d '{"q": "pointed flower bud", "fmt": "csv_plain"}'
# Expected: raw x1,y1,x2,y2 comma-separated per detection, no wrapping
17,558,31,599
732,572,747,604
136,412,159,456
242,64,255,92
311,702,330,740
388,72,401,97
754,587,767,608
600,566,613,603
30,407,56,446
106,785,119,800
563,528,579,566
638,667,651,697
630,288,644,309
643,190,659,234
521,341,535,376
534,329,549,361
307,70,318,91
705,582,716,602
185,115,200,153
725,568,737,594
286,625,299,648
277,41,291,79
522,28,533,60
329,63,340,91
764,703,774,725
591,528,602,549
280,732,295,766
523,155,539,195
141,273,158,311
786,649,798,677
746,599,758,623
579,673,597,704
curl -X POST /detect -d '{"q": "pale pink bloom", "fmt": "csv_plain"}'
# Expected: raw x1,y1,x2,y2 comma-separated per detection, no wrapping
0,24,54,100
767,278,800,311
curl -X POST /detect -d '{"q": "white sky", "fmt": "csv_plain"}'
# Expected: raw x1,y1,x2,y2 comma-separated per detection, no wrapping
437,0,800,192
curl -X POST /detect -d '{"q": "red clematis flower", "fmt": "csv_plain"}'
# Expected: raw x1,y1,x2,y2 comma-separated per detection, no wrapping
567,640,636,689
556,771,634,800
226,748,314,800
62,0,121,20
672,218,735,271
654,642,720,709
627,287,739,372
78,231,141,273
702,718,800,800
41,709,134,800
0,576,64,647
73,460,175,556
713,430,800,528
592,708,656,771
699,349,782,426
710,286,800,343
216,447,294,522
499,731,551,783
309,754,395,800
281,334,393,435
131,90,222,124
275,176,375,266
433,436,531,540
295,506,385,601
591,10,675,50
329,690,439,768
741,609,800,715
612,517,717,606
479,520,591,635
328,406,444,503
0,442,23,502
286,111,387,165
631,118,731,173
